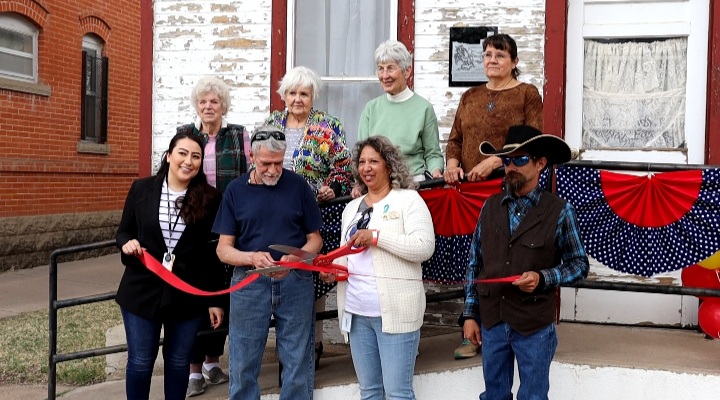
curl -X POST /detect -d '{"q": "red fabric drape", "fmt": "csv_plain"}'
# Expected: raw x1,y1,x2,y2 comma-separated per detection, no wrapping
419,179,503,236
601,169,702,228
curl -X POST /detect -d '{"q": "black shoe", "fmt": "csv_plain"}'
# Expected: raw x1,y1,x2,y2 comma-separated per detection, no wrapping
315,342,324,370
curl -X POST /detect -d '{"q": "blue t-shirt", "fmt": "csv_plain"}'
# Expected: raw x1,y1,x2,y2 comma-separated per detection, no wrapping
212,169,323,261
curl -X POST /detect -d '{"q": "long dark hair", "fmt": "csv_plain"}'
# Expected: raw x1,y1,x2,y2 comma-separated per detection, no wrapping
156,132,219,224
483,33,521,78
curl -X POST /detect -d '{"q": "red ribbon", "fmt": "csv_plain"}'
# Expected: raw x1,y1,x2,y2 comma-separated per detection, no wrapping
138,252,522,296
138,252,260,296
476,275,521,283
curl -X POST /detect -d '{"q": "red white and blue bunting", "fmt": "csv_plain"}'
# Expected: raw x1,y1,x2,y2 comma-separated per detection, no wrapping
556,166,720,276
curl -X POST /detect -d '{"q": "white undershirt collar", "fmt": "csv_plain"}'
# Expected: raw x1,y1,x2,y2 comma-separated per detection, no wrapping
386,86,414,103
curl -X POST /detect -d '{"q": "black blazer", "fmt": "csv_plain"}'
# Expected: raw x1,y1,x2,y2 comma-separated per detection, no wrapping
115,175,224,321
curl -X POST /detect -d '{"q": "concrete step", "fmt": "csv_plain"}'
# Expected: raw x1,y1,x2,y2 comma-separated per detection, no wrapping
52,323,720,399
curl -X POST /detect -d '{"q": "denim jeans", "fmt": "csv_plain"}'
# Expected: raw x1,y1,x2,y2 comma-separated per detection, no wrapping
479,322,558,400
348,314,420,400
121,308,203,400
228,268,315,400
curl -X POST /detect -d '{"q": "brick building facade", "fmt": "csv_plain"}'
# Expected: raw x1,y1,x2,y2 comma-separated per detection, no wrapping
0,0,141,271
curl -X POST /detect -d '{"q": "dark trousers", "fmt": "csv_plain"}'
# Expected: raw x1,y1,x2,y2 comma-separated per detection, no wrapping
190,305,229,364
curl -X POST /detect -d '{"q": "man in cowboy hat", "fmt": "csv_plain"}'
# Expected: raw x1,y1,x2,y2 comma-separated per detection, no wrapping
459,125,589,400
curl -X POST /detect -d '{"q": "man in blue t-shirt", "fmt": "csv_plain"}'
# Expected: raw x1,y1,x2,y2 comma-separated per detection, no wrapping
213,125,323,400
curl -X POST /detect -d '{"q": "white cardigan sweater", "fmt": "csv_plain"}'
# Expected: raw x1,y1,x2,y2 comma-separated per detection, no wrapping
336,189,435,336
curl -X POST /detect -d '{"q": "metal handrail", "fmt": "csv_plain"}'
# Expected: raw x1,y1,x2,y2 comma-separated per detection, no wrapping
48,239,116,400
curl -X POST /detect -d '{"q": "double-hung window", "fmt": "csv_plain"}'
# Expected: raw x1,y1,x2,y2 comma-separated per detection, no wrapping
81,34,108,144
289,0,396,149
0,13,38,82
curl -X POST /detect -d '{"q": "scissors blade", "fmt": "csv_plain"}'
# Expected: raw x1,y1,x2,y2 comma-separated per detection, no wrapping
246,266,289,275
269,244,318,264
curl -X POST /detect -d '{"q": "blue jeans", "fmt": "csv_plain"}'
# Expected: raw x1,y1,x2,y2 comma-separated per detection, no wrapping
121,308,202,400
479,322,558,400
229,268,315,400
349,314,420,400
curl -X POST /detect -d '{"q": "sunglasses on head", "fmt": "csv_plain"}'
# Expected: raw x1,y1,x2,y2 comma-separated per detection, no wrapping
251,130,286,144
502,155,534,167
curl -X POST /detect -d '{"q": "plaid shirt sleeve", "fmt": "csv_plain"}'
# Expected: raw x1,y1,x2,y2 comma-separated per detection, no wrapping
540,201,590,288
461,208,484,322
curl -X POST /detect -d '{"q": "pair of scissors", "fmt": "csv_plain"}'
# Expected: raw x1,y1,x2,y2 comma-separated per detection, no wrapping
246,243,367,280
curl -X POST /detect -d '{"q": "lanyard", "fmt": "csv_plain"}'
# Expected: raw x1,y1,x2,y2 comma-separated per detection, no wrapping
164,176,182,255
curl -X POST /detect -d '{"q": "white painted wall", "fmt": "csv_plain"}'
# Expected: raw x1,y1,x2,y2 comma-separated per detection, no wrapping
152,0,547,163
261,363,720,400
153,0,273,169
413,0,546,143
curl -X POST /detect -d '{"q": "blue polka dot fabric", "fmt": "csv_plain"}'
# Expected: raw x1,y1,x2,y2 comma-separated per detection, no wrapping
422,234,474,283
314,202,344,299
557,166,720,276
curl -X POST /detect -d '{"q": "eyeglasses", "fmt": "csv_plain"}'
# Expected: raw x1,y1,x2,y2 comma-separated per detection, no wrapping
482,52,509,61
251,130,286,144
502,155,534,167
356,207,373,230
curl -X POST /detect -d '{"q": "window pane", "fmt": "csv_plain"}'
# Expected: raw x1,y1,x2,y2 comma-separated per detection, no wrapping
0,27,33,53
312,81,384,149
294,0,392,148
0,51,32,76
295,0,390,76
582,38,688,149
85,53,98,94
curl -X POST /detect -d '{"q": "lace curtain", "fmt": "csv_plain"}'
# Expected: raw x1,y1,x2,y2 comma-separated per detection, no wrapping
582,38,688,149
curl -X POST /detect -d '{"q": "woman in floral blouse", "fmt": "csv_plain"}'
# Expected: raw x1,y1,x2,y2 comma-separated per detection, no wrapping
262,66,353,200
261,66,353,370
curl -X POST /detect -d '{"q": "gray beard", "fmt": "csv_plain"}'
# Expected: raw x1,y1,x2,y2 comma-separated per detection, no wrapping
505,171,528,194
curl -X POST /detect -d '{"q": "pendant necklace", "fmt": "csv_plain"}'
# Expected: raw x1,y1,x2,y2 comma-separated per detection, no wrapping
486,77,514,112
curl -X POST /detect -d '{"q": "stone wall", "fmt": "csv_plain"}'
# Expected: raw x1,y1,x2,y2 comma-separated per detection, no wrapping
0,211,121,272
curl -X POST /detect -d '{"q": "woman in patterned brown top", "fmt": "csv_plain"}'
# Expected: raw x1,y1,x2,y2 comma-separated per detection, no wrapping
444,33,544,360
444,33,543,184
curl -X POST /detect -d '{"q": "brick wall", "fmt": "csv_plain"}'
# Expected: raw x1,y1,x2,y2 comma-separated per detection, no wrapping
0,0,140,269
0,0,141,218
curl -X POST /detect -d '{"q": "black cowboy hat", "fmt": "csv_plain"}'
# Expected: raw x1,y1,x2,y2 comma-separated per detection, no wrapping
479,125,571,165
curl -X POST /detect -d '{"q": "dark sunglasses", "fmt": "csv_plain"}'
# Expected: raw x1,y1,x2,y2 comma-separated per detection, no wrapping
356,207,373,230
251,130,286,144
502,155,534,167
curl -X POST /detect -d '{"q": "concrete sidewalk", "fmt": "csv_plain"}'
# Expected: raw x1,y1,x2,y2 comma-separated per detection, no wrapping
0,254,124,400
0,253,124,319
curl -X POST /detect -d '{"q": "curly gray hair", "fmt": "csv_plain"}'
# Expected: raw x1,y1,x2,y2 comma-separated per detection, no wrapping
191,76,231,115
277,66,322,101
352,136,418,194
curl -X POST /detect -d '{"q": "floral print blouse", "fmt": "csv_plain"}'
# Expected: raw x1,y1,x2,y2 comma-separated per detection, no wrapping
263,108,353,196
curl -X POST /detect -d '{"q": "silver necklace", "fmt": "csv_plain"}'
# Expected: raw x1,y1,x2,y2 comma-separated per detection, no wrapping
486,78,514,112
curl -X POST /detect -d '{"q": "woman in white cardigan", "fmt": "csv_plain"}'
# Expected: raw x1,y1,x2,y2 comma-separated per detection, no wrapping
320,135,435,400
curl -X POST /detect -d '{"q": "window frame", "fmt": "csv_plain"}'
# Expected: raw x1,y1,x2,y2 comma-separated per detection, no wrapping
0,13,38,82
80,34,109,147
565,0,709,164
270,0,414,112
285,0,398,85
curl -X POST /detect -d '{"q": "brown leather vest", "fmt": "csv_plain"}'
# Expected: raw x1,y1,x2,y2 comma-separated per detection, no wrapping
477,192,565,335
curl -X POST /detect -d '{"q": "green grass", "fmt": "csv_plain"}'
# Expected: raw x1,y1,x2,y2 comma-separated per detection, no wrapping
0,300,122,386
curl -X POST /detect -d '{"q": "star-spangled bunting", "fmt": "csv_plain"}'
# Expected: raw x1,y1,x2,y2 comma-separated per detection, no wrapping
556,166,720,276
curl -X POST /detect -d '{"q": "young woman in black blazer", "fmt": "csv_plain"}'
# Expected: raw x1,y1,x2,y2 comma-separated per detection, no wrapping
116,132,224,400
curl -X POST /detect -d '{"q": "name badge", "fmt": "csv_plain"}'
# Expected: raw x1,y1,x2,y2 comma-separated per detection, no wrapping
162,252,175,271
341,310,352,333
